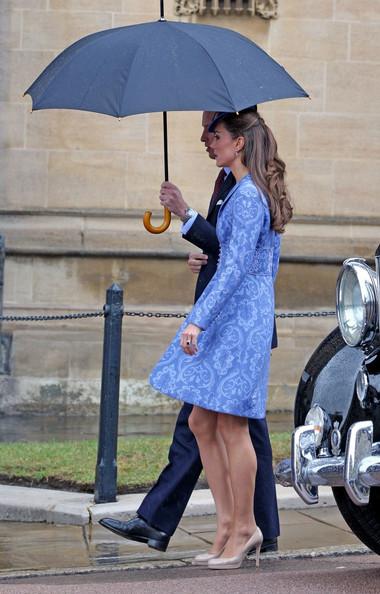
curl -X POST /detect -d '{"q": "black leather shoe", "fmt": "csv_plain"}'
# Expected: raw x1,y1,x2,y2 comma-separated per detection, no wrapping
99,516,170,552
260,537,278,553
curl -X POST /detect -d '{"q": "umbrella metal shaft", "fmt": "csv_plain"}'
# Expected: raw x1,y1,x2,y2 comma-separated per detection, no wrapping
163,111,169,181
141,108,171,233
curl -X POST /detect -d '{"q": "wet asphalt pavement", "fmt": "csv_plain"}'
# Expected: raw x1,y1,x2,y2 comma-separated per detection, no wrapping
0,554,379,593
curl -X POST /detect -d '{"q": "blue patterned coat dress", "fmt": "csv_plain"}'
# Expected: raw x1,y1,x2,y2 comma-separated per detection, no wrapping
150,174,281,419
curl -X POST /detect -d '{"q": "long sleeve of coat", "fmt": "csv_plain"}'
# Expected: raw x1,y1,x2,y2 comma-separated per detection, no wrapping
182,215,220,256
187,185,265,331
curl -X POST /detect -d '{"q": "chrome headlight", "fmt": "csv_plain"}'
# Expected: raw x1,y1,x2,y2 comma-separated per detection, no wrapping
336,258,378,347
355,367,369,405
305,405,326,448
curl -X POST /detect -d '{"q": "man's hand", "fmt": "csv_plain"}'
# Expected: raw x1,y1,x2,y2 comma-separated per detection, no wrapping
159,181,188,219
188,252,208,273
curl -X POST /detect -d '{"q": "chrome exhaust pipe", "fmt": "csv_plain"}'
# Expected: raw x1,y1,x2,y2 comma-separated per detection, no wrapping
275,421,380,506
305,456,345,486
359,455,380,487
274,458,292,487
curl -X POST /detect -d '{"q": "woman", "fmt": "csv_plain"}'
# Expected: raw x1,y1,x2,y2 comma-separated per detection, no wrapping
150,108,292,569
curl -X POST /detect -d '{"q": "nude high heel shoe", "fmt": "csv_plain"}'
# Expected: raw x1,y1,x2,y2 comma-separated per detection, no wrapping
208,527,263,570
192,547,225,566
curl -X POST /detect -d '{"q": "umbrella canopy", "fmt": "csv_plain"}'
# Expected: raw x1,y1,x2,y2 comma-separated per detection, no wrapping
25,20,308,117
25,19,308,233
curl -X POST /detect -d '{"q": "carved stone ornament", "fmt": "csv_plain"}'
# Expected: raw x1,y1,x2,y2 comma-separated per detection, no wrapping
174,0,200,16
174,1,278,19
255,0,278,19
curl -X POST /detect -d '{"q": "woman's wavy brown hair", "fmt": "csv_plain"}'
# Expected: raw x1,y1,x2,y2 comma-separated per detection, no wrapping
220,108,292,233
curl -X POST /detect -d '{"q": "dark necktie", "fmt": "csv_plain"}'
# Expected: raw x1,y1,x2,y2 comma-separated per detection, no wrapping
209,169,225,212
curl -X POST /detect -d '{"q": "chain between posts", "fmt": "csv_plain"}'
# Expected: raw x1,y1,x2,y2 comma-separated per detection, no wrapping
0,311,105,322
123,310,336,319
0,309,336,322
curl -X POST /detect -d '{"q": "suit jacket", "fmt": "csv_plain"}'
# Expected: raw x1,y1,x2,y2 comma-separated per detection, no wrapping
182,172,278,348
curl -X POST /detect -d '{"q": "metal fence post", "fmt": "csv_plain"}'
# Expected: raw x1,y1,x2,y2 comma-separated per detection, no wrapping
0,236,4,321
0,236,7,374
94,283,124,504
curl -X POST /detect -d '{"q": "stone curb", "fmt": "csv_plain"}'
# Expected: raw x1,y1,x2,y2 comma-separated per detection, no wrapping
0,484,336,526
0,544,371,582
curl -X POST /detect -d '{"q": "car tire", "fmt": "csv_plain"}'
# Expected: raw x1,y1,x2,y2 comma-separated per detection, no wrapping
332,486,380,554
294,326,380,555
294,326,346,427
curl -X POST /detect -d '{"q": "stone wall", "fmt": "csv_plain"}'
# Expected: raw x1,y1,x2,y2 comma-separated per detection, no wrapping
1,0,379,413
0,306,337,415
2,1,379,225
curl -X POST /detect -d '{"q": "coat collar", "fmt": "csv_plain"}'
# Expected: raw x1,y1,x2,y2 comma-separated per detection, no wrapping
217,174,251,219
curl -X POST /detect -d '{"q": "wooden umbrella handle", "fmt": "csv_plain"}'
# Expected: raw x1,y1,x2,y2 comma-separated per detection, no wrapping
143,207,171,234
143,111,171,234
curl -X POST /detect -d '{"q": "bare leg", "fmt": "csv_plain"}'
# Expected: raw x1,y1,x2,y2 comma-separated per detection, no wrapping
189,406,234,553
217,413,257,558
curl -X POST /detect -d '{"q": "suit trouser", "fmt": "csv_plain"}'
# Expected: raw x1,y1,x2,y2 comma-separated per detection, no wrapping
138,402,280,539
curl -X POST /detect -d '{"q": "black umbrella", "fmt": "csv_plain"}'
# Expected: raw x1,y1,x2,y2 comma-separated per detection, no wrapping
25,1,308,233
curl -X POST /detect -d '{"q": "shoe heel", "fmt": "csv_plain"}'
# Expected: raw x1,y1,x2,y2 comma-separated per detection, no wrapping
148,538,168,552
255,543,261,568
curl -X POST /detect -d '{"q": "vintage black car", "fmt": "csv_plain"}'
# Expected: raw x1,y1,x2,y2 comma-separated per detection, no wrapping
276,245,380,554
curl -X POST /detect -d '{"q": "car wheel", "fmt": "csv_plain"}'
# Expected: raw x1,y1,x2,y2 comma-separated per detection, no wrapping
294,326,380,555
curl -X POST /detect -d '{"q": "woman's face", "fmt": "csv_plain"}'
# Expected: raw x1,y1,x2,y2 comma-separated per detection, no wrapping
210,122,243,168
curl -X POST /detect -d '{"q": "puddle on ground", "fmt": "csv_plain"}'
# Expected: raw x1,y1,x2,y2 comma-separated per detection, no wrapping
0,508,362,573
0,412,293,443
0,521,204,572
0,414,178,443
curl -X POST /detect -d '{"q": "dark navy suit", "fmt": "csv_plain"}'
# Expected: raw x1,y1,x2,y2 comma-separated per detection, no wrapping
138,173,280,539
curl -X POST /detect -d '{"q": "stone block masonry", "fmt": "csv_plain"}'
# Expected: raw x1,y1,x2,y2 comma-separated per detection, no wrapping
1,0,379,412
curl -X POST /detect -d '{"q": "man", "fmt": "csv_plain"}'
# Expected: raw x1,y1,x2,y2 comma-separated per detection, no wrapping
100,111,280,553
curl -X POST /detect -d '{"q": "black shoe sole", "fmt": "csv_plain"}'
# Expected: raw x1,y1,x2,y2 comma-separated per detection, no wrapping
123,533,169,552
248,542,278,554
99,521,169,552
260,544,278,553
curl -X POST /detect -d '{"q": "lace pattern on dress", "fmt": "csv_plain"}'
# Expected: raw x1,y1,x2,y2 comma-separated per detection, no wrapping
247,247,274,276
